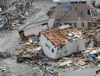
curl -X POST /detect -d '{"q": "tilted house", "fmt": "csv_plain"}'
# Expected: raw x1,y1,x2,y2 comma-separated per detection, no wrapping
39,25,86,59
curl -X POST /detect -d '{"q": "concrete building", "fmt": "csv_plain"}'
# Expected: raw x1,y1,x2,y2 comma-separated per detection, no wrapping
54,0,92,29
40,25,85,59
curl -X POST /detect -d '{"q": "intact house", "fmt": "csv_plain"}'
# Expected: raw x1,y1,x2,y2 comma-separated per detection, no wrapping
39,25,86,59
55,1,92,29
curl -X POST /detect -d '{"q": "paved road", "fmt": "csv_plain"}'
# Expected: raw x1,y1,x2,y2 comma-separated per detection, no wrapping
63,68,99,76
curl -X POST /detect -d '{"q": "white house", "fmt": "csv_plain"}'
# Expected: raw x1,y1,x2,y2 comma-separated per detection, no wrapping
39,25,86,59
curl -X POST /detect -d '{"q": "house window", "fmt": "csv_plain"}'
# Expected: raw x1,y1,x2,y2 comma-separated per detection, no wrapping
64,51,67,53
3,0,7,3
81,22,84,27
87,9,91,15
63,12,69,17
48,46,50,49
69,23,72,26
78,11,84,17
74,23,77,28
45,43,48,47
45,43,50,49
52,49,54,53
57,2,61,5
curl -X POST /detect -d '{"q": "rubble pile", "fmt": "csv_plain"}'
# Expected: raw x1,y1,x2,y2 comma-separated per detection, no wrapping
0,0,41,30
11,40,100,76
94,69,100,76
81,25,100,47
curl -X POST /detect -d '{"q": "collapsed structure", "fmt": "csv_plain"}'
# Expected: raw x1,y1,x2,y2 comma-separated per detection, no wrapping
19,15,54,40
39,25,86,59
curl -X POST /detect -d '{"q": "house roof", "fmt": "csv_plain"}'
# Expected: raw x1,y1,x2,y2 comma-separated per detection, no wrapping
24,25,48,36
41,25,83,46
20,15,54,36
23,15,49,30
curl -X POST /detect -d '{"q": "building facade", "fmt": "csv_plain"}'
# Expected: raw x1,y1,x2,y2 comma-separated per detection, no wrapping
55,2,92,29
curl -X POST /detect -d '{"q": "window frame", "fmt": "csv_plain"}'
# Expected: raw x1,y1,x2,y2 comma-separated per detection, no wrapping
78,11,85,17
63,11,69,17
45,43,50,49
74,23,77,28
52,49,54,53
81,22,85,28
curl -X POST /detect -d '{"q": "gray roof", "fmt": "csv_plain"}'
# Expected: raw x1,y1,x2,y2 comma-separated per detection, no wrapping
24,25,48,36
23,15,49,30
21,15,54,36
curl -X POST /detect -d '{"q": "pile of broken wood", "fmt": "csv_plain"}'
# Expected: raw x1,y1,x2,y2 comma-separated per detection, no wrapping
81,25,100,47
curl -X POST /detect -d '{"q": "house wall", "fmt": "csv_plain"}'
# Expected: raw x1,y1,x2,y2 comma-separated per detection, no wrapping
55,4,92,28
55,39,86,59
39,34,58,59
40,33,86,59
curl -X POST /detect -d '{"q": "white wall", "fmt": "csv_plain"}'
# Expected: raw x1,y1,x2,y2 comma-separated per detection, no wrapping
40,34,58,59
55,39,86,59
40,33,86,59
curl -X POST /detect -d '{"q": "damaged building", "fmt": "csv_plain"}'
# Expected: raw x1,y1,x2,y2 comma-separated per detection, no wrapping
39,25,86,59
19,15,54,40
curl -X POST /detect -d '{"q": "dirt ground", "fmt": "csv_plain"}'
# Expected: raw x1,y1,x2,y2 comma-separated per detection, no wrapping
0,1,56,76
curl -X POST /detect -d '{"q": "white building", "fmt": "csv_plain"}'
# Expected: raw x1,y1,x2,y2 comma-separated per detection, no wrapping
39,25,86,59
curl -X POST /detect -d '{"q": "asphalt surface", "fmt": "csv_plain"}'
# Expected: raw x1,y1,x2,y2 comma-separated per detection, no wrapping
63,67,100,76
